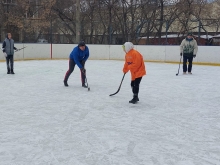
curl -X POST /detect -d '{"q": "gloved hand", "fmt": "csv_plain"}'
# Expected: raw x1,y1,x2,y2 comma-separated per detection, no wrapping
81,60,85,65
4,52,7,57
80,67,86,74
193,54,196,58
123,68,128,74
180,53,182,56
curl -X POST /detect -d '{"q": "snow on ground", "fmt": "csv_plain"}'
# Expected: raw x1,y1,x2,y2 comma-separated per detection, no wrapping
0,60,220,165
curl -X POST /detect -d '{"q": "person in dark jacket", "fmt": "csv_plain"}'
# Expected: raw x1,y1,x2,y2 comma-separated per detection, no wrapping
180,33,198,74
2,33,17,74
64,41,89,87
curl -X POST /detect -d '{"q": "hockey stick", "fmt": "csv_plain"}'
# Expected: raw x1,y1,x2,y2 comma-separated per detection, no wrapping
82,70,90,91
109,73,125,96
176,56,182,76
1,47,26,52
15,46,27,52
85,76,90,91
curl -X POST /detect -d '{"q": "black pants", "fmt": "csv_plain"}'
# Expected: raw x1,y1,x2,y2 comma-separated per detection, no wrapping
6,55,14,71
64,59,85,84
131,77,142,95
183,56,193,72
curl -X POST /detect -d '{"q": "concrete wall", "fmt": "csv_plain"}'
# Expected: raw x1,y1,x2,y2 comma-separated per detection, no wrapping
0,43,220,64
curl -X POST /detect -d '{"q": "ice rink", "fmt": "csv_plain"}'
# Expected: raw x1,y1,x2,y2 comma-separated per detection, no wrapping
0,60,220,165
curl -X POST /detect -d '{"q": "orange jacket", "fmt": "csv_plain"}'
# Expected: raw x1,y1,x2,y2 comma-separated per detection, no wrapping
123,42,146,80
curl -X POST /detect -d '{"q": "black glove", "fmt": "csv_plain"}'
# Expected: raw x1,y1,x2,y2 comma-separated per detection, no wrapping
193,55,196,58
81,60,85,65
180,53,182,56
80,67,86,73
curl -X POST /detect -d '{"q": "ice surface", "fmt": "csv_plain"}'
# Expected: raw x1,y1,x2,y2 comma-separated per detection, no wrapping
0,60,220,165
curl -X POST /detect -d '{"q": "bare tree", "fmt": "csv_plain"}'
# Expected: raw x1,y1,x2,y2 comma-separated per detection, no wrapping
1,0,220,44
0,0,55,42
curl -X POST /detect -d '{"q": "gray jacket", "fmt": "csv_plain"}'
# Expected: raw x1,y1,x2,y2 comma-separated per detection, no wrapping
2,38,16,55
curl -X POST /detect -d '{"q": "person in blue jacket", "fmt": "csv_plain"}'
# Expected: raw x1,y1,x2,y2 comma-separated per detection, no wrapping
64,41,89,87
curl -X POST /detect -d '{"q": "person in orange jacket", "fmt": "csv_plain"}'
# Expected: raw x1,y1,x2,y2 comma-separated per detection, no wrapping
122,42,146,104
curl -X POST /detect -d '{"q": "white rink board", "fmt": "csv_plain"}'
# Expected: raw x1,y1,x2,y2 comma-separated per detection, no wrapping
164,46,182,62
24,44,50,59
136,45,166,62
109,45,125,60
196,46,220,63
0,44,220,64
88,45,110,60
52,44,75,59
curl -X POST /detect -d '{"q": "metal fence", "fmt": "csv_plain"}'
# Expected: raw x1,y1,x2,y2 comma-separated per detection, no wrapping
1,31,219,46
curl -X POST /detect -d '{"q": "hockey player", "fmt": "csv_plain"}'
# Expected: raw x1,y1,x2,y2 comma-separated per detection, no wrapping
180,33,198,74
2,33,18,74
122,42,146,104
64,41,89,87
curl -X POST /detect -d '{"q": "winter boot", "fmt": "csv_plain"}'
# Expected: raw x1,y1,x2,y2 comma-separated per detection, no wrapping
7,69,10,74
183,72,186,75
129,94,139,104
64,80,68,87
82,83,88,88
188,72,192,75
11,69,15,74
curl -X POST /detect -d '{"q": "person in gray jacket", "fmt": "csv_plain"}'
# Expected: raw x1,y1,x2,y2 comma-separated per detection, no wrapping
2,33,17,74
180,33,198,74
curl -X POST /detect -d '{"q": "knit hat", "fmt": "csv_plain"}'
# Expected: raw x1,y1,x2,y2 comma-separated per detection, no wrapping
78,41,85,46
123,42,134,53
187,33,193,36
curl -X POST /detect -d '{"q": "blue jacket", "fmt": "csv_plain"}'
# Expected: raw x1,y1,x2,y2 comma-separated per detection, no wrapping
69,46,89,68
